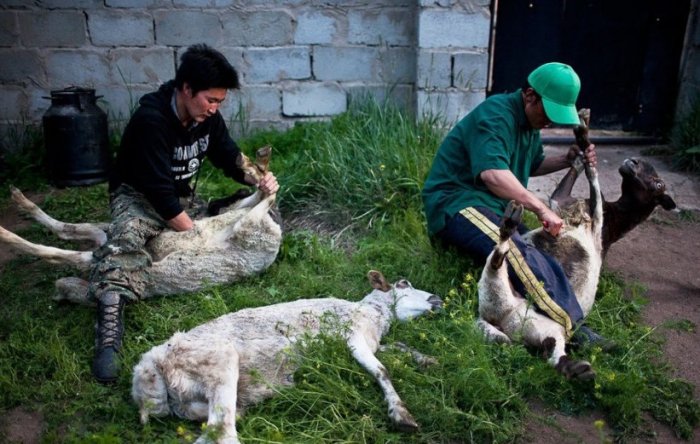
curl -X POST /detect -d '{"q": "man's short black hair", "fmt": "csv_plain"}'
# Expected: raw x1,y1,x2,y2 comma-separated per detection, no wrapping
175,44,240,95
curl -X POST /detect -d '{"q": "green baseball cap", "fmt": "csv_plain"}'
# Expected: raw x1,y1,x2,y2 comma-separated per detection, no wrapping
527,62,581,125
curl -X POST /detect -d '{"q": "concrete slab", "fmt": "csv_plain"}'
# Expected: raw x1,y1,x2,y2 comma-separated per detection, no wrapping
530,144,700,212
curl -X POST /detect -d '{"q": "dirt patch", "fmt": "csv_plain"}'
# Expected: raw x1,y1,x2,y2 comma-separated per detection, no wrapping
523,209,700,443
606,211,700,392
0,407,43,444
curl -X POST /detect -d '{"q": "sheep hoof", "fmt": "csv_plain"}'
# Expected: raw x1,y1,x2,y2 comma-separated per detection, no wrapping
500,201,523,238
555,356,596,381
394,416,419,433
390,404,419,433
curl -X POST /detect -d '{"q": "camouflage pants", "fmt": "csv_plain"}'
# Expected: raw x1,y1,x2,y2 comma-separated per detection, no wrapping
87,185,167,303
88,184,209,303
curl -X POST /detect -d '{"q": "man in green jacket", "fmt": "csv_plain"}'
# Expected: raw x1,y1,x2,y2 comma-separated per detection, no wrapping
423,62,605,343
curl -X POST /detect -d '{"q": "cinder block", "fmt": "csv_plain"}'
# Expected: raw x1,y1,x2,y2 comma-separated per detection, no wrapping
282,82,346,116
216,47,246,79
0,49,44,85
106,0,159,6
419,0,453,6
0,87,26,120
0,12,18,46
89,11,154,47
28,87,54,121
96,84,154,121
417,90,484,125
348,9,414,46
222,11,294,47
417,51,451,89
347,84,415,115
452,52,488,90
418,10,489,49
110,48,175,85
221,86,281,121
313,46,379,82
295,10,339,45
45,50,112,89
380,46,415,83
0,0,35,6
18,11,86,47
173,0,234,6
40,0,103,8
244,47,311,83
228,119,293,140
155,11,221,46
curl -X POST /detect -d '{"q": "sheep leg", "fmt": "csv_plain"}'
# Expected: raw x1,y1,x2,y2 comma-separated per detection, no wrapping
477,201,525,342
0,225,93,270
489,200,522,270
177,343,241,444
10,186,108,247
549,109,592,211
574,108,604,241
476,318,512,344
348,334,419,432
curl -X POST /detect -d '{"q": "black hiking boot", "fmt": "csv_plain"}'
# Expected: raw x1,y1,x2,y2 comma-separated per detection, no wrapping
92,291,126,384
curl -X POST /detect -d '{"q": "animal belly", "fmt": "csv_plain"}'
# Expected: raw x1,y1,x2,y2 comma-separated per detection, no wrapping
236,338,299,407
144,246,279,297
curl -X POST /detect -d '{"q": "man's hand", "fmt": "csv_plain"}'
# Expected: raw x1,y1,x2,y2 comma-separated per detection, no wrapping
537,206,564,237
566,143,597,168
257,172,279,195
167,211,194,231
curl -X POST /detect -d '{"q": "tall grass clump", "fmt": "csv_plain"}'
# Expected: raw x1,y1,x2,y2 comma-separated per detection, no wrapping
275,97,445,233
670,97,700,173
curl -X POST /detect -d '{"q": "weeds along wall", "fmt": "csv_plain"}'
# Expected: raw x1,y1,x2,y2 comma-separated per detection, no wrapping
0,0,491,150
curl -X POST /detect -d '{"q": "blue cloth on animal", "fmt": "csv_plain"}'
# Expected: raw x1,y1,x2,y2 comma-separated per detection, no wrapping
438,205,584,333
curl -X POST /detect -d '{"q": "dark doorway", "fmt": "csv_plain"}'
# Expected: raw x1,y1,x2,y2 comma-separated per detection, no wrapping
489,0,691,135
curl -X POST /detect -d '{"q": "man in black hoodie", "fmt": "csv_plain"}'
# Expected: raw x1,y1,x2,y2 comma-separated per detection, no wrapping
90,44,279,383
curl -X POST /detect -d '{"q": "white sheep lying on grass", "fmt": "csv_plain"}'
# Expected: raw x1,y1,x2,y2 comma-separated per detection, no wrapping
0,146,282,302
131,270,442,444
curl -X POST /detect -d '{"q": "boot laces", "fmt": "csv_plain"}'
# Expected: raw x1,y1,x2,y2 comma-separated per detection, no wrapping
97,297,124,349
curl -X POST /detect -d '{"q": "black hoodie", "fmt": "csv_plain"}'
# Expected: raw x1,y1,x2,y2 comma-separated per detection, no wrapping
110,81,246,220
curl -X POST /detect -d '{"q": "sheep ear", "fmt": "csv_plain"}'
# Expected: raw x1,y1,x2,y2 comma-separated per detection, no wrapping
659,194,677,210
368,270,391,292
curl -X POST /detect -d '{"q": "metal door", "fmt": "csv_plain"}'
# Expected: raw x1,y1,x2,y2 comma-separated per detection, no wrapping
489,0,691,134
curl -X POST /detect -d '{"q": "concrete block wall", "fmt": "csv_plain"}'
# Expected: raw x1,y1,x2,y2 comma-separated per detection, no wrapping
0,0,493,144
416,0,491,125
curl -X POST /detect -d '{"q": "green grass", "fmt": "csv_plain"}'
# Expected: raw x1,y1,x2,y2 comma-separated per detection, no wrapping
0,98,698,442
